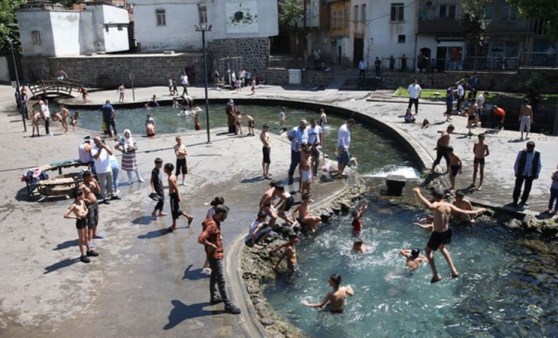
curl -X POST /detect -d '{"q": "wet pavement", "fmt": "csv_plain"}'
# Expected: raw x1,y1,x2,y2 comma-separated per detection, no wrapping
0,79,556,337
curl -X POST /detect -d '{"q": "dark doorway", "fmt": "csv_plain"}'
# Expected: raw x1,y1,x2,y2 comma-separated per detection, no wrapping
338,46,342,65
436,47,447,72
353,38,364,67
270,30,291,55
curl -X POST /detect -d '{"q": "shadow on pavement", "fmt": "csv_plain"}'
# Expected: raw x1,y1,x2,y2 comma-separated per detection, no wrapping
53,239,79,250
240,176,264,184
44,257,80,274
137,228,171,239
182,264,208,281
131,215,153,225
163,300,223,330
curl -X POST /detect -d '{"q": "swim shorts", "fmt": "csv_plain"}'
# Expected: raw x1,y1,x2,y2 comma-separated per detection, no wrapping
169,192,183,220
427,228,453,251
86,202,99,229
76,218,87,230
337,149,350,166
262,146,271,164
450,165,460,177
283,196,295,211
301,170,312,183
175,158,188,175
474,157,485,165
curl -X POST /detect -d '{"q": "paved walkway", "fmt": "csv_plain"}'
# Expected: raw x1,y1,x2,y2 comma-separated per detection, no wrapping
0,80,556,337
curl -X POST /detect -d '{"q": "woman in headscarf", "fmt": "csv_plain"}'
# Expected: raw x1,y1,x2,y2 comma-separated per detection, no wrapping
115,129,144,184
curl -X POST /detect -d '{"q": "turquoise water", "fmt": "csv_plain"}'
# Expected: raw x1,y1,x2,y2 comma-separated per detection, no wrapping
76,104,418,178
264,201,558,337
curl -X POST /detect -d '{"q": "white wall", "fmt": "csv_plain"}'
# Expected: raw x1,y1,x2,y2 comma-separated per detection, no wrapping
50,11,81,56
0,57,9,83
79,11,95,55
367,0,418,66
132,0,279,52
133,3,200,52
17,10,56,56
100,5,130,52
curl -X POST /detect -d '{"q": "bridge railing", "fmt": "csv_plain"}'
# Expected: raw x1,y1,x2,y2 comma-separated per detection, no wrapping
28,79,82,98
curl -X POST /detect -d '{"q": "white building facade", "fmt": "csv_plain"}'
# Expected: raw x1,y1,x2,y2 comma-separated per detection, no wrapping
17,3,130,57
132,0,279,52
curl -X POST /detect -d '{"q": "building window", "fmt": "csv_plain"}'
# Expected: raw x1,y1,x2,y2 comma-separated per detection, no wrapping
361,4,367,22
156,9,166,26
439,4,456,19
31,31,41,45
353,5,359,22
398,34,406,44
390,3,404,22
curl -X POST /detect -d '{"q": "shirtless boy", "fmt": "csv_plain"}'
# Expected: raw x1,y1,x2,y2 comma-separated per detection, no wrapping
452,190,475,225
274,184,295,226
150,158,167,219
64,189,97,263
259,181,278,227
518,98,533,141
351,238,367,254
242,113,255,136
399,248,428,272
164,163,194,231
447,146,462,191
299,145,312,195
351,200,368,237
471,134,489,190
59,104,69,134
270,231,299,274
80,170,102,246
291,194,321,233
413,187,485,283
174,136,188,186
303,274,354,314
260,124,271,179
431,125,454,173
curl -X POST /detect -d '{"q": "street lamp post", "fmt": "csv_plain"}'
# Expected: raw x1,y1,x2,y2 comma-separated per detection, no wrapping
7,38,26,132
195,3,212,144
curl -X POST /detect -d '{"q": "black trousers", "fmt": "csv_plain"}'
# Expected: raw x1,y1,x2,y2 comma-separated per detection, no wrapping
44,117,50,134
432,146,450,170
208,258,231,306
513,175,534,204
408,98,419,114
154,190,164,212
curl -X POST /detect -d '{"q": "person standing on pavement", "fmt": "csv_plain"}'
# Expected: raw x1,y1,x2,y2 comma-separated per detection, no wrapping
174,136,188,186
518,98,534,141
39,99,52,136
336,118,355,177
92,136,120,205
287,119,309,185
358,59,367,79
431,124,454,174
260,124,272,179
456,81,465,113
308,119,324,176
407,79,422,115
101,100,117,138
198,205,242,314
512,141,541,207
374,57,382,77
180,72,189,96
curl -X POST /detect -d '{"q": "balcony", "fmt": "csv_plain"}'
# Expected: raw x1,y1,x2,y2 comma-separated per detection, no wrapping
418,0,462,35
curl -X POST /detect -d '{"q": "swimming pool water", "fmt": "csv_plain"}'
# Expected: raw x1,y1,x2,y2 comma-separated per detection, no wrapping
264,200,558,337
76,104,418,178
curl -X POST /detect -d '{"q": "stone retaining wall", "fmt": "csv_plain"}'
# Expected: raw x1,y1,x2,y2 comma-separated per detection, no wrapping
208,37,270,78
21,54,203,88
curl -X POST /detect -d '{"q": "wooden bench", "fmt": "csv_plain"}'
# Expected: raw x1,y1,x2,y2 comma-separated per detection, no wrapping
36,174,83,199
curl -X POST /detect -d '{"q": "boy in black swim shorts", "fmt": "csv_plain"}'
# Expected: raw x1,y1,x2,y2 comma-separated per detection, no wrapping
164,163,194,231
447,146,462,191
64,189,98,263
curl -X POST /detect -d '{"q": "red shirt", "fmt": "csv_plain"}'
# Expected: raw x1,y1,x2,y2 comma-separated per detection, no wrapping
494,107,506,117
352,218,362,234
198,218,224,260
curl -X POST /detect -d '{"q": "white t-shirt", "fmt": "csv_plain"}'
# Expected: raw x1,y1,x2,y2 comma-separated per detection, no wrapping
476,94,485,108
407,84,422,99
337,123,351,150
457,84,464,97
41,103,51,118
91,145,111,174
245,219,262,242
180,74,189,86
308,125,323,145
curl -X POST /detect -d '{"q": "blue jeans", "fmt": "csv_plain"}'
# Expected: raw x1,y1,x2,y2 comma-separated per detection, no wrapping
549,188,558,211
208,258,231,307
288,150,300,179
110,159,119,193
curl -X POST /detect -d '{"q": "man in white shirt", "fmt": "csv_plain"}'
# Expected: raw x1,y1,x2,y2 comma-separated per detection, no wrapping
180,73,189,96
336,119,355,176
40,99,52,135
358,59,367,79
407,79,422,115
287,119,309,185
91,136,118,204
456,81,465,112
308,119,324,176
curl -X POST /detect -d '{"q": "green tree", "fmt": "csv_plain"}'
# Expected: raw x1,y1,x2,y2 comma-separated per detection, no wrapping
461,0,492,69
278,0,304,30
507,0,558,39
0,0,26,55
